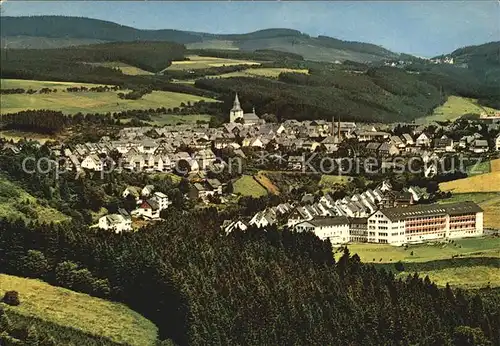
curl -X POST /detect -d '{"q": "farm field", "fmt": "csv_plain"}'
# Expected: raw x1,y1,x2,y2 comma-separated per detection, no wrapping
165,55,260,71
1,87,216,114
0,274,158,346
491,158,500,172
416,96,499,124
396,266,500,289
87,61,154,75
0,175,69,223
466,159,491,176
338,236,500,263
438,192,500,229
439,171,500,193
212,67,309,78
1,78,110,90
233,175,268,197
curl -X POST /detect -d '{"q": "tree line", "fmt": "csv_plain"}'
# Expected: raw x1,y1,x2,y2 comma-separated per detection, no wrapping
0,211,498,346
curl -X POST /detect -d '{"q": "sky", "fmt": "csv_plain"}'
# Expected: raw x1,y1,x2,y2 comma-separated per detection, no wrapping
1,1,499,57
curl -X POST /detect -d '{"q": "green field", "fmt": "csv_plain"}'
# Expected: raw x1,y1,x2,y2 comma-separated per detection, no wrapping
0,175,69,223
233,175,268,197
466,160,491,176
212,67,309,79
165,55,260,71
0,274,158,345
1,78,111,91
87,62,154,75
319,174,351,191
339,236,500,263
397,266,500,289
1,79,217,114
0,130,53,144
417,96,500,124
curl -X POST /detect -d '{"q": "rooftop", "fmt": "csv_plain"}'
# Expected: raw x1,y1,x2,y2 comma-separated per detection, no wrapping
380,201,482,221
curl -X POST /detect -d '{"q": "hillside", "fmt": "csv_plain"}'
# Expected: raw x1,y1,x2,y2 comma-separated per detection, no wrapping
1,16,399,63
0,274,158,345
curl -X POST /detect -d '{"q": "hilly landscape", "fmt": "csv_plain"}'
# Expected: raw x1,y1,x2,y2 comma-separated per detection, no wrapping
1,16,399,63
1,15,499,125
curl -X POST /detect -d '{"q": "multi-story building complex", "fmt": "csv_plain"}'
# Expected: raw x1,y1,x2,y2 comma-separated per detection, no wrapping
367,201,483,245
295,202,483,246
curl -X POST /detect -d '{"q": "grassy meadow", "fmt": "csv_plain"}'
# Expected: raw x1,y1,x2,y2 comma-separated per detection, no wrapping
87,62,154,75
0,274,158,346
1,79,216,114
254,172,280,194
186,40,240,50
165,55,260,71
0,175,69,223
1,78,111,91
416,96,499,124
319,175,352,192
339,237,499,264
233,175,268,197
439,172,500,193
213,67,309,79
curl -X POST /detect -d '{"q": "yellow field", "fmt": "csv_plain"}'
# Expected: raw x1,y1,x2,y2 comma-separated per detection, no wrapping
491,158,500,172
0,274,158,345
1,81,216,114
166,55,260,71
0,130,52,144
213,67,309,78
1,78,110,90
87,62,154,75
417,96,499,124
439,172,500,193
255,173,280,195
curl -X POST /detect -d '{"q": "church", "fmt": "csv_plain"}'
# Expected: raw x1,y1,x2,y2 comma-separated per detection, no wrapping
229,93,263,125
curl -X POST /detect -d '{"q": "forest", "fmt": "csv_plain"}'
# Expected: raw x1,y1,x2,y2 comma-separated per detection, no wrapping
0,210,498,346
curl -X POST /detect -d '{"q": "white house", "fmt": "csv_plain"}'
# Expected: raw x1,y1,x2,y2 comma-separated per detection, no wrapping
295,217,350,245
416,133,431,147
81,154,103,171
142,185,155,197
495,134,500,151
98,213,132,233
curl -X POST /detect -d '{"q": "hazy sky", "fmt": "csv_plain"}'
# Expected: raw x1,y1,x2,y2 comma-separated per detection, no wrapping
2,1,499,57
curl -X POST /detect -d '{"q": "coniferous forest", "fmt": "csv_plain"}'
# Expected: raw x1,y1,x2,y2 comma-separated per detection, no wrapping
0,210,498,346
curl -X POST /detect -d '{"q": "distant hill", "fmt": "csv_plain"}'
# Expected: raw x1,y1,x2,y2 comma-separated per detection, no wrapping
1,16,399,63
434,41,500,67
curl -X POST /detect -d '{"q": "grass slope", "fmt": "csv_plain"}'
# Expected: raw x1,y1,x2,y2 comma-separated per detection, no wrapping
1,78,111,90
0,274,158,345
0,176,68,223
339,236,500,264
439,172,500,193
87,62,154,75
319,175,351,192
1,80,216,114
417,96,499,124
233,175,268,197
213,67,309,79
166,55,260,71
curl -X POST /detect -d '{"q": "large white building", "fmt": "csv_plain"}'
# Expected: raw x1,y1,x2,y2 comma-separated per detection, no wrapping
294,202,483,246
295,217,350,245
367,201,483,246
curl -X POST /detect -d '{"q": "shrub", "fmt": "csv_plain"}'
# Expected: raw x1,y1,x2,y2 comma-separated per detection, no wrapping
395,261,405,272
2,291,20,306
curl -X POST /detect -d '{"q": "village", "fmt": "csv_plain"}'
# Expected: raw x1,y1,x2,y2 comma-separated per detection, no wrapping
5,94,499,242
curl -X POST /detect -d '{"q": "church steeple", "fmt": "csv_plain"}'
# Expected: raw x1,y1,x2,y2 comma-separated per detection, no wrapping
230,92,244,123
232,93,242,111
